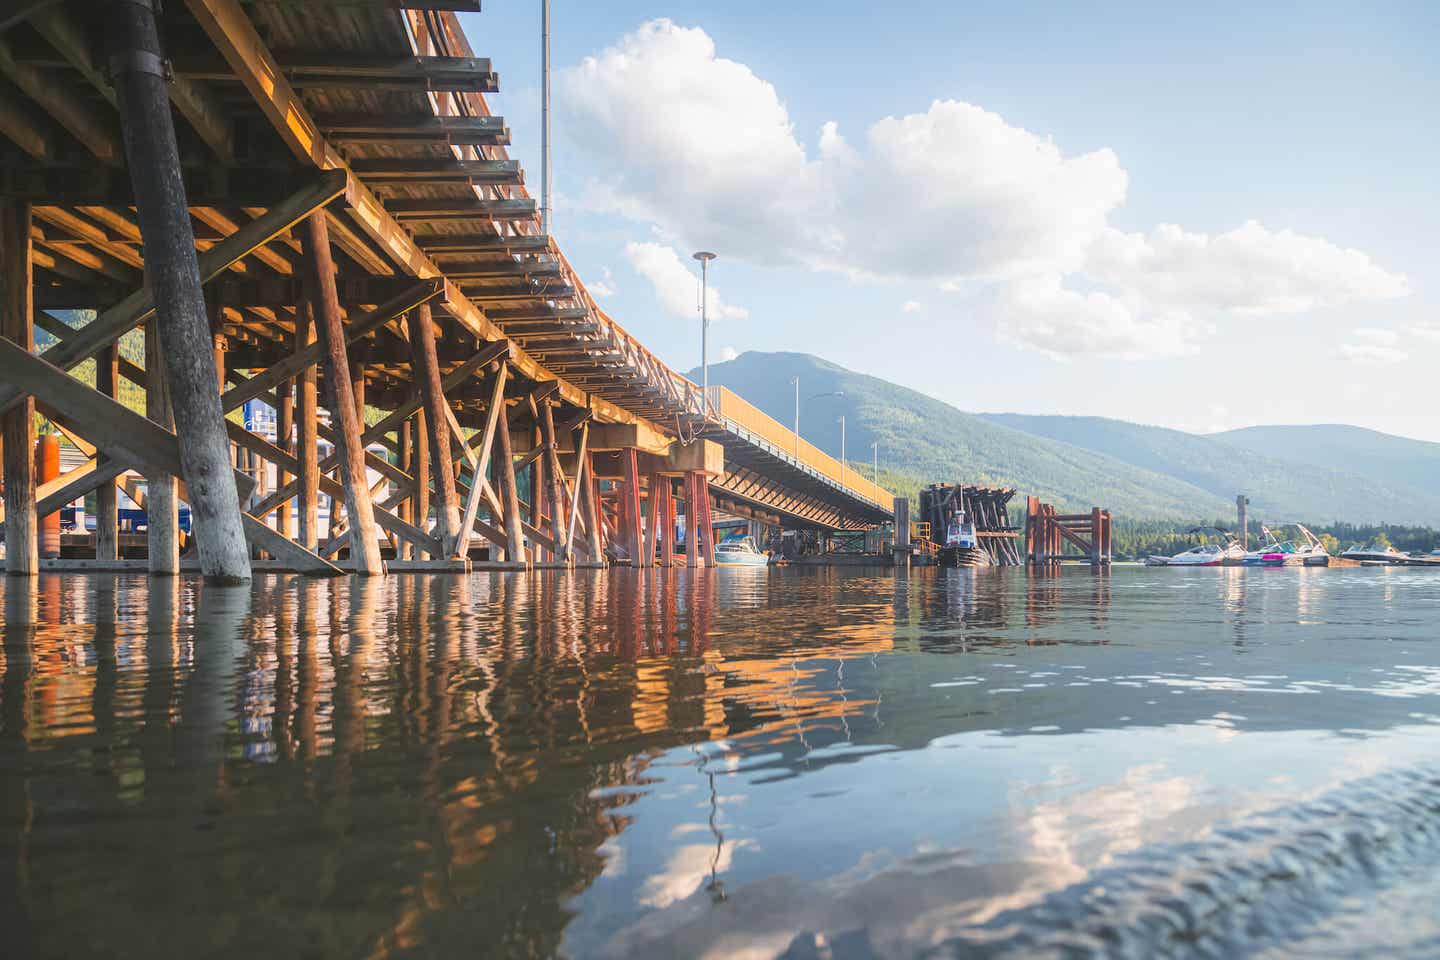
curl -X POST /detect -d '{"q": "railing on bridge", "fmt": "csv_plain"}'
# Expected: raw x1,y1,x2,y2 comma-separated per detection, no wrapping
705,387,893,510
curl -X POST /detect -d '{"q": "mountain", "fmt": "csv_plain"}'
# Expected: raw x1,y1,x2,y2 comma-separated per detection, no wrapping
1214,425,1440,498
980,414,1440,527
693,352,1234,520
694,351,1440,526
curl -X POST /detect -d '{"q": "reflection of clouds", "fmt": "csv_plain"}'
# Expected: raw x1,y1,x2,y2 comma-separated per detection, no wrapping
637,839,753,909
1018,762,1197,894
598,837,626,878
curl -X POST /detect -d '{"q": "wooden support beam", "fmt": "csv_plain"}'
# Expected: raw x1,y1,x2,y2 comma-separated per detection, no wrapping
145,321,179,574
455,363,508,559
0,1,62,32
415,234,549,254
300,212,382,575
405,302,463,552
538,401,570,563
0,336,341,575
0,199,36,575
0,35,120,164
622,448,643,568
644,472,662,570
494,394,527,566
94,343,119,561
349,158,522,185
0,172,346,416
220,279,442,411
31,6,234,162
0,83,49,159
315,112,508,146
412,407,430,559
385,199,537,222
175,53,499,93
660,476,676,567
295,308,319,550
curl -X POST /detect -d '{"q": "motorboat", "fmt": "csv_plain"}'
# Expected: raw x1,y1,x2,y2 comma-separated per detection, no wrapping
713,535,770,567
1148,542,1236,567
1148,528,1245,567
1252,523,1329,566
940,510,989,567
1340,542,1408,565
1240,525,1282,565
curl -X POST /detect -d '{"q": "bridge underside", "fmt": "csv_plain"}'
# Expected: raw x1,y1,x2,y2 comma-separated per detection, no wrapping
708,438,892,532
0,1,890,577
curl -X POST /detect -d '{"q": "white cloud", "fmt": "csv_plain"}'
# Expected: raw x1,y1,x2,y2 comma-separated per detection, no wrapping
624,241,749,320
1339,343,1408,365
589,266,617,298
991,273,1201,361
1352,327,1401,346
1085,223,1409,316
1339,327,1408,364
562,20,1409,360
718,345,739,362
902,300,922,313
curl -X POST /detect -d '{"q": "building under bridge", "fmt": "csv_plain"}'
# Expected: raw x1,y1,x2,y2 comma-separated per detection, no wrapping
0,0,891,578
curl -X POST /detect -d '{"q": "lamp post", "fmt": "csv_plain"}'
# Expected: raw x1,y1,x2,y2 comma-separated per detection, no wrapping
838,415,846,489
871,441,879,483
693,250,717,414
541,0,551,235
791,376,800,458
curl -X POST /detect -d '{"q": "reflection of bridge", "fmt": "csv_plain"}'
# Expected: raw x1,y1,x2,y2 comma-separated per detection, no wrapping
0,2,892,578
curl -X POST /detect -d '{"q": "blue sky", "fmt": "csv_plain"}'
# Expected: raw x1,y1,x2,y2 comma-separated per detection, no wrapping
459,2,1439,439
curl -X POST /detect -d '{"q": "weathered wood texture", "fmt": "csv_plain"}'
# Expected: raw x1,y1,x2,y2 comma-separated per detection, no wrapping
1,200,37,575
108,0,250,582
299,212,382,575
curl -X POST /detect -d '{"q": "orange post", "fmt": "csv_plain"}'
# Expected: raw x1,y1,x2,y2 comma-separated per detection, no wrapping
36,434,60,559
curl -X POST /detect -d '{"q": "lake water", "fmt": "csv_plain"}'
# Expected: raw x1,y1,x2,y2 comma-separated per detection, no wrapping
5,565,1440,958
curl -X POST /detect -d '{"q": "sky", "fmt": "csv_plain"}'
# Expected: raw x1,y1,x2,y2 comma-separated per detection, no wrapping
458,2,1440,440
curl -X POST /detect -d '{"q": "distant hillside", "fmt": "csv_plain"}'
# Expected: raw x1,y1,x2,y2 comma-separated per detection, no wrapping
1215,424,1440,498
693,351,1440,526
693,352,1232,520
982,414,1440,527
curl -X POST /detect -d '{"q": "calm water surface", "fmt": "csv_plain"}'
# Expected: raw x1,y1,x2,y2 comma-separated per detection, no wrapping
5,566,1440,958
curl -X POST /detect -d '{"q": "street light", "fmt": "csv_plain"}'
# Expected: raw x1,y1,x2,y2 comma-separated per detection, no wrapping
693,251,717,414
790,376,800,459
838,414,846,488
871,441,879,482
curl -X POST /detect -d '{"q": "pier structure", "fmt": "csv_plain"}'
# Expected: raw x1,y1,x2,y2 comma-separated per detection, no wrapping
917,483,1023,566
1024,497,1113,568
0,1,891,579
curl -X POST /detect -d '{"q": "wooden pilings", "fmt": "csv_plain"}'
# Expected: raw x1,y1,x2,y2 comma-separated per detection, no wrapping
107,0,250,583
1025,496,1111,568
406,304,461,554
145,321,179,575
299,212,382,575
95,343,119,561
0,200,36,576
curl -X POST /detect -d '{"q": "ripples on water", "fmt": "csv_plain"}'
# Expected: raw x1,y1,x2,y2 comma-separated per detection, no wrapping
3,566,1440,958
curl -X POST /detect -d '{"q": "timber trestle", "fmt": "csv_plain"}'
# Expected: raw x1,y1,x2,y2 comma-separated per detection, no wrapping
0,2,891,580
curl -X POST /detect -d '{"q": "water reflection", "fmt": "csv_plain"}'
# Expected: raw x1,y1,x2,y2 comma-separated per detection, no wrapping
4,566,1440,957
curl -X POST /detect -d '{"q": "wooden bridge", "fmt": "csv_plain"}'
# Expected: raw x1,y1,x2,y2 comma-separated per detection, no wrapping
0,1,892,579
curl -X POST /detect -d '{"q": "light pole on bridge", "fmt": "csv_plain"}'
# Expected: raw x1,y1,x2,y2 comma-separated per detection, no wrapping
693,250,717,415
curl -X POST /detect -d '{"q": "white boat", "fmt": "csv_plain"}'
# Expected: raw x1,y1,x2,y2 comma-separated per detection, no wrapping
1148,542,1236,567
1148,528,1245,567
1340,542,1408,564
713,535,769,567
